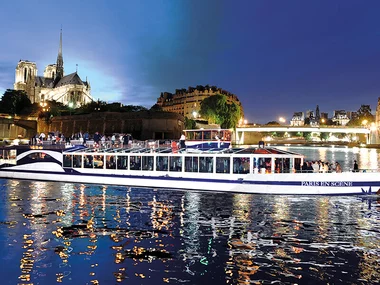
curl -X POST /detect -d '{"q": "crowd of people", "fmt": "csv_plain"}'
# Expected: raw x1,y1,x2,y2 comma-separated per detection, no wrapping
296,160,359,173
31,131,133,148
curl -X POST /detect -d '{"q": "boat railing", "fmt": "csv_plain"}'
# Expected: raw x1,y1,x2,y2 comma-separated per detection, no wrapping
295,169,379,173
349,168,379,173
0,158,16,165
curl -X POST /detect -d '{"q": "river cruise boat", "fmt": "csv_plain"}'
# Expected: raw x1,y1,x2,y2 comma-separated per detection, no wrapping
0,144,379,195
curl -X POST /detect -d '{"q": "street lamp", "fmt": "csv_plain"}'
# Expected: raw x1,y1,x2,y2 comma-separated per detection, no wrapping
279,117,286,124
68,102,74,116
40,101,48,112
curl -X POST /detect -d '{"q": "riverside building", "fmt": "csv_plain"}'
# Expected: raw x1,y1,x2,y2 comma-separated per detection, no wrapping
156,85,243,120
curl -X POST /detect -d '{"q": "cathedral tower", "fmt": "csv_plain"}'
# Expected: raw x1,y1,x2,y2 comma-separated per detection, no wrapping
56,29,64,79
14,61,37,89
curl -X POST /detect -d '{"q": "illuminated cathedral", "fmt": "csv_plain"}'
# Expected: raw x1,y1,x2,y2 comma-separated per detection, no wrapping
13,30,93,107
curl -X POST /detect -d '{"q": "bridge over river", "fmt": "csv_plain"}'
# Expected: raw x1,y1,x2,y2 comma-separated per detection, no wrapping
0,115,37,141
235,125,378,145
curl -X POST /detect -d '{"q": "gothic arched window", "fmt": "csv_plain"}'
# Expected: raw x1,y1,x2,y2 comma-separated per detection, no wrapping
24,68,28,82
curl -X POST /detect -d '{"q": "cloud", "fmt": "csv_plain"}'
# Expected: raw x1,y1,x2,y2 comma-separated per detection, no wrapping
0,61,16,95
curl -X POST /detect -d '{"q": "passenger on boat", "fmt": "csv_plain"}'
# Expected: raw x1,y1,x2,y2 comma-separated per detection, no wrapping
301,162,308,172
312,161,319,173
171,141,178,153
307,161,313,172
323,162,329,173
179,133,186,151
94,132,101,146
335,162,342,173
353,160,359,172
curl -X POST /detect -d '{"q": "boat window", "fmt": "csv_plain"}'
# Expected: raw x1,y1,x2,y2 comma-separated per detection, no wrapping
199,157,213,173
93,155,104,169
264,158,272,173
73,155,82,168
156,156,168,171
222,130,231,141
142,156,153,170
106,155,116,169
84,155,93,168
2,149,16,159
117,155,128,170
185,156,198,172
294,158,302,173
233,157,250,174
27,152,52,161
203,131,211,140
10,149,16,159
275,158,290,173
130,156,141,170
169,156,182,172
216,157,230,174
63,154,72,167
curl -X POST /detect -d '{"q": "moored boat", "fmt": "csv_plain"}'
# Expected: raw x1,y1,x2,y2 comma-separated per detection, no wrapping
0,144,379,195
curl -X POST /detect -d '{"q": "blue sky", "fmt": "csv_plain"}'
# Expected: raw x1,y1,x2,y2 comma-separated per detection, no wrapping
1,0,380,123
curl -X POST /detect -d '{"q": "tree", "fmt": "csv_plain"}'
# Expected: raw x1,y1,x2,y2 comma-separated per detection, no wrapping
266,121,280,126
120,105,147,112
320,132,329,141
150,104,163,112
347,105,374,126
184,117,196,129
222,101,241,128
199,94,241,128
302,132,312,141
0,89,32,115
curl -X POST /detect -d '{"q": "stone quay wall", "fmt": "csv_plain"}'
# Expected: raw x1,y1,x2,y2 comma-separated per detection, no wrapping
37,111,185,140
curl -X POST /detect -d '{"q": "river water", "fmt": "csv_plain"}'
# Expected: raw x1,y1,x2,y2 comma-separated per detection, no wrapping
0,146,379,284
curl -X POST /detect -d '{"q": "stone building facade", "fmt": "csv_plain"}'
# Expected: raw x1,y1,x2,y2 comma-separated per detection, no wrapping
290,112,304,126
332,110,350,126
14,30,93,107
156,85,243,119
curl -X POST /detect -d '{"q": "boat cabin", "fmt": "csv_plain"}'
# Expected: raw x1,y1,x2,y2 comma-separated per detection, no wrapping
61,146,304,174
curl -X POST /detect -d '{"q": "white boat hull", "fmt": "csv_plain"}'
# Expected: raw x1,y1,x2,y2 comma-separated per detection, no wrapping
1,163,379,195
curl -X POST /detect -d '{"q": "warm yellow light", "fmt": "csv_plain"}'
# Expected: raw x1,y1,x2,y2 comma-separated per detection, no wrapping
279,117,286,123
362,119,368,126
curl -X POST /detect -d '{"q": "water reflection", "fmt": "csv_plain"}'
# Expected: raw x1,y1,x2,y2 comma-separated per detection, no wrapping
0,180,379,284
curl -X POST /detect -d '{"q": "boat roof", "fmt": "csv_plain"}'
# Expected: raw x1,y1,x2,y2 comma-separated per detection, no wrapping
63,146,304,157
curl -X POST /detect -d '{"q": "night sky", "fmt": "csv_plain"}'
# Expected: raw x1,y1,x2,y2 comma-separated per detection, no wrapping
1,0,380,123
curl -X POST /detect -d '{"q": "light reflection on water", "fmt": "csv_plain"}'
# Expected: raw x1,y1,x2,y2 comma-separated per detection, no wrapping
0,178,379,284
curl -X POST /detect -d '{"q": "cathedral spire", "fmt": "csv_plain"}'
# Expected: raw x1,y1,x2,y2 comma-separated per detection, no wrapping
56,28,64,79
